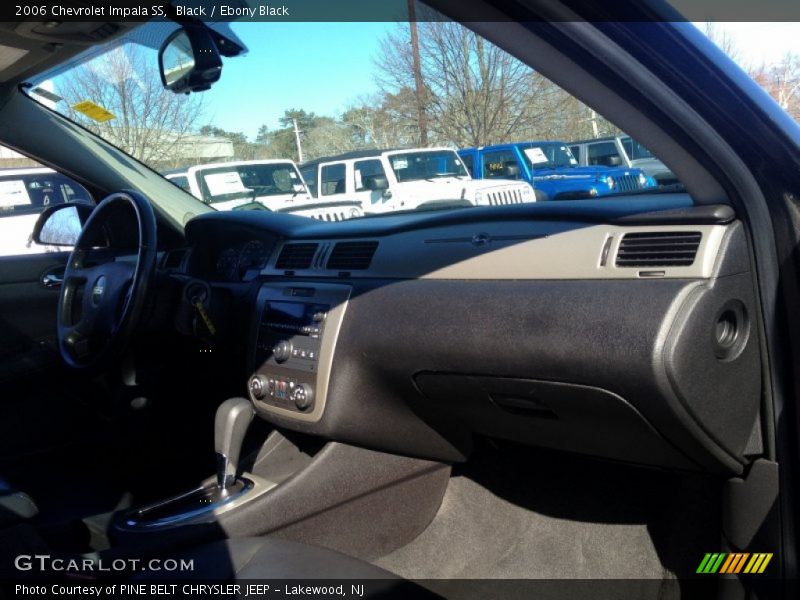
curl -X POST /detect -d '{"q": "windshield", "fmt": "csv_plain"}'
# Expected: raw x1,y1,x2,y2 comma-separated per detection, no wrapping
519,143,579,170
387,150,469,182
23,17,688,223
195,163,306,204
620,137,656,161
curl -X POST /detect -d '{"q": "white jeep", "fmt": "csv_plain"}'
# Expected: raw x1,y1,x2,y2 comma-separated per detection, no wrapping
300,147,535,214
167,159,363,221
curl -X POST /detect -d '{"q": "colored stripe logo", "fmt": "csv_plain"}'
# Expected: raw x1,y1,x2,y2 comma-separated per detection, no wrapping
697,553,773,574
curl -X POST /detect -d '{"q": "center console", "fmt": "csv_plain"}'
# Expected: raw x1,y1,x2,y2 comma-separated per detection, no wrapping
247,282,351,422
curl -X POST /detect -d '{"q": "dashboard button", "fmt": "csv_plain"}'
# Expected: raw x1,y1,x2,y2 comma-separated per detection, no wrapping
291,384,314,411
273,340,293,363
249,375,267,400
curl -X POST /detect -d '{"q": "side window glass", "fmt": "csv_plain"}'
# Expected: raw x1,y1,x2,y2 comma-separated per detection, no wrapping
587,142,620,166
321,163,346,196
300,166,318,197
353,160,386,191
460,153,474,176
481,150,521,179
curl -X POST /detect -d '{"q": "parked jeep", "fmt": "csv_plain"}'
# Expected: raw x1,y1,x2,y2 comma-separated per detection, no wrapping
164,160,363,221
568,136,677,186
459,141,656,200
300,147,535,214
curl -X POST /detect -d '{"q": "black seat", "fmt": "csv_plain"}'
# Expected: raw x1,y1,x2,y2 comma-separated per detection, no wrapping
144,537,438,598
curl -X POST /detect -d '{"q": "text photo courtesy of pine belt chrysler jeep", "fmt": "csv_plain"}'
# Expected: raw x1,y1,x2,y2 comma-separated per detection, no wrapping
300,147,535,214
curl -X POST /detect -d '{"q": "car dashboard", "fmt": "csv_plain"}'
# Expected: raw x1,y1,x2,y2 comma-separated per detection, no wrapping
172,195,761,476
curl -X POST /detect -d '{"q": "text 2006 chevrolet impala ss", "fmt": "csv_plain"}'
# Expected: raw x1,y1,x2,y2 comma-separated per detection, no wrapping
0,1,797,599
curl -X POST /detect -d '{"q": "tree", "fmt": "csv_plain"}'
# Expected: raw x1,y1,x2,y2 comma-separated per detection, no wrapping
703,23,742,65
374,8,616,147
59,43,203,169
255,124,270,145
341,91,420,150
749,53,800,121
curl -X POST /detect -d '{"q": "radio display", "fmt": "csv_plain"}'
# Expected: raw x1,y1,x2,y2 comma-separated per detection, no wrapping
263,301,329,333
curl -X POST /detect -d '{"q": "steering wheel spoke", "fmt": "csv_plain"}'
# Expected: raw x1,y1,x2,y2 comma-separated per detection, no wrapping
56,191,157,369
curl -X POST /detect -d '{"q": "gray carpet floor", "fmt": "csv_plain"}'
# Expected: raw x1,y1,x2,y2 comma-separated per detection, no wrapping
375,443,721,582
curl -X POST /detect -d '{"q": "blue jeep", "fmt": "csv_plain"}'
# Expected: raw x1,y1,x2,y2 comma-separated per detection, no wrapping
459,141,657,200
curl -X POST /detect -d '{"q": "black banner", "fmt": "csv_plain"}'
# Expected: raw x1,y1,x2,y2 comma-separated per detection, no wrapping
4,0,800,23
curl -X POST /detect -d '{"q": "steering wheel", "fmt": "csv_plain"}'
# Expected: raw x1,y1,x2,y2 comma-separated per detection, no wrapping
57,191,157,369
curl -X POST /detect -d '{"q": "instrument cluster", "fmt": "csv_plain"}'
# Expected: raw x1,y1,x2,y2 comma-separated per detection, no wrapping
215,239,271,281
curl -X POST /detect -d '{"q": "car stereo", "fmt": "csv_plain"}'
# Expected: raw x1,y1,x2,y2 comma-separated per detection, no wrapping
248,283,351,422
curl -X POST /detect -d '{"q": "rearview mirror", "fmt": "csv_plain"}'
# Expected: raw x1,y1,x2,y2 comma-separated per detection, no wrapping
159,26,222,94
31,202,94,246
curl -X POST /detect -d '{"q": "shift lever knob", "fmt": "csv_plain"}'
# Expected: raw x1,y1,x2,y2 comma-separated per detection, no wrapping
214,398,254,489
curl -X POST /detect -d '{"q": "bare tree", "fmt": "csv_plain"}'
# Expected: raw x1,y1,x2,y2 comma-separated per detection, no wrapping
376,17,541,147
59,43,203,169
342,91,421,150
749,52,800,121
375,10,620,147
703,23,743,65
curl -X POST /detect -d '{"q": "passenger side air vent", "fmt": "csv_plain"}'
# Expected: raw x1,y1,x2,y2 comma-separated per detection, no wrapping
326,241,379,270
275,243,319,270
616,231,702,267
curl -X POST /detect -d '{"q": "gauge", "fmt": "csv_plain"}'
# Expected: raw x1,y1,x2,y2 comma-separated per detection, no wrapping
215,247,239,281
237,240,269,279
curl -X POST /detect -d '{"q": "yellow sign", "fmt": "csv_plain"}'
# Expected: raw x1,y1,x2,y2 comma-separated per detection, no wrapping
71,100,116,123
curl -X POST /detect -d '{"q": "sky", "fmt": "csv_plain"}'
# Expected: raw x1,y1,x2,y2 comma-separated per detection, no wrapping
198,21,395,138
698,22,800,67
193,20,800,141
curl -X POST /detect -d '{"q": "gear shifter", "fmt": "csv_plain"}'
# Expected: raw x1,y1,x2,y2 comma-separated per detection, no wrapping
215,397,255,489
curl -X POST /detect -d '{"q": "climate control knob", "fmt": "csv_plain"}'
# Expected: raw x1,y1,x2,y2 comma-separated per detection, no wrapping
249,375,268,400
272,340,293,363
291,384,314,411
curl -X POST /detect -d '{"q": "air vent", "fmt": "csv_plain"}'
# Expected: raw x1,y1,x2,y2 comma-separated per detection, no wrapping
326,241,379,271
275,243,319,270
616,231,702,267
